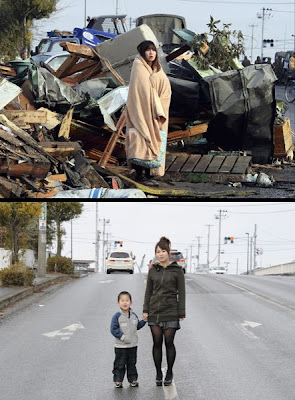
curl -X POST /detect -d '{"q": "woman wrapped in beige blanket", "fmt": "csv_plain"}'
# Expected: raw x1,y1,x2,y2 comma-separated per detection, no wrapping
125,40,172,186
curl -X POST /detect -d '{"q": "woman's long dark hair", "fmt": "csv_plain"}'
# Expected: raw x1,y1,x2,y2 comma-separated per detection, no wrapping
155,236,171,255
137,40,161,71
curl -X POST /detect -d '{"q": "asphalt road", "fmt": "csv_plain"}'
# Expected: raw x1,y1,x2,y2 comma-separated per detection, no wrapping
1,272,295,400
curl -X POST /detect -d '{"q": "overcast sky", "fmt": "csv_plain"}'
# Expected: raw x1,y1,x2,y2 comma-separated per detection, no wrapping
32,0,295,63
57,201,295,275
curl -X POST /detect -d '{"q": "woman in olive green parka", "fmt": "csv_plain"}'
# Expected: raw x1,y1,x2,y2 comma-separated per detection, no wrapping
143,237,185,387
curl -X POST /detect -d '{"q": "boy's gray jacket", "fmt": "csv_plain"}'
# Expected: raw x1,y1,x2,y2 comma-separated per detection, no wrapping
110,309,146,348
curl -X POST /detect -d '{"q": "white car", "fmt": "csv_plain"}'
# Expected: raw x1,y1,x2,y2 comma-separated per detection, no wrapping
209,266,227,274
32,51,70,72
106,251,135,274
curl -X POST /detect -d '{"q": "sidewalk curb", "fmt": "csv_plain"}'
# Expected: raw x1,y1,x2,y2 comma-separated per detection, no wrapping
0,274,71,310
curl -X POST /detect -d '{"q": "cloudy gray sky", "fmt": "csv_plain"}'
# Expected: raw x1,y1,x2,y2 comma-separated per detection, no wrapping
58,202,295,275
33,0,295,63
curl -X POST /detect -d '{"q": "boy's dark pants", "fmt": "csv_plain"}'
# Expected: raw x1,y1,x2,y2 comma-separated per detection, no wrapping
112,347,138,382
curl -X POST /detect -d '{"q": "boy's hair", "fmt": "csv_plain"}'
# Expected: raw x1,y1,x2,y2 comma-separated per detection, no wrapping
118,291,132,302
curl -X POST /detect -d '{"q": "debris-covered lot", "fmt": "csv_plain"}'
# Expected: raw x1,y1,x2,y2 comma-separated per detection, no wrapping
0,16,294,199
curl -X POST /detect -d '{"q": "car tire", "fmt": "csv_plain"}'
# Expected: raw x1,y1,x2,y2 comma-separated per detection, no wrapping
107,270,111,274
183,269,186,274
129,270,134,274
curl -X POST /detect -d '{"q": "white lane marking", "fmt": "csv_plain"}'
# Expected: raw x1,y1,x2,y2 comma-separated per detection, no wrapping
39,305,44,307
98,280,114,284
162,367,179,400
42,322,85,340
235,320,261,340
242,320,262,329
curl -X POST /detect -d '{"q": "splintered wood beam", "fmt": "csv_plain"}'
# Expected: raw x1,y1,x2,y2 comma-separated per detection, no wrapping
60,42,97,59
55,54,82,79
3,110,47,124
168,123,208,142
62,59,99,76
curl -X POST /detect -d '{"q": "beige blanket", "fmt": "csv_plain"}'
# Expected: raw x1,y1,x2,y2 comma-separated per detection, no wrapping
125,55,171,176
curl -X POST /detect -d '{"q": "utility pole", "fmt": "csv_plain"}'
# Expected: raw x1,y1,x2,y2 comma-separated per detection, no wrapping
70,219,73,260
258,7,272,60
246,232,250,274
196,236,202,270
190,244,193,274
100,218,110,273
84,0,87,27
253,224,257,271
249,24,258,62
37,203,47,278
116,0,120,15
206,225,212,271
250,237,253,273
95,204,99,273
215,210,228,266
236,258,239,275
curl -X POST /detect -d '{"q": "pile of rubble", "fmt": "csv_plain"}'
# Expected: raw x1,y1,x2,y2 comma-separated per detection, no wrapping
0,23,293,198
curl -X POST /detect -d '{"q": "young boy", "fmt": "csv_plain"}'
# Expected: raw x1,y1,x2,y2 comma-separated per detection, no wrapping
110,291,146,388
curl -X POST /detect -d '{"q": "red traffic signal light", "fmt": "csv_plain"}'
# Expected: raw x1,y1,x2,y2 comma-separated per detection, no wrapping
119,241,123,247
230,237,234,243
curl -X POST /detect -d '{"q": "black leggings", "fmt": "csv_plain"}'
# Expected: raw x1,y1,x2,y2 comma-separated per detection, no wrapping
131,164,151,179
150,326,177,378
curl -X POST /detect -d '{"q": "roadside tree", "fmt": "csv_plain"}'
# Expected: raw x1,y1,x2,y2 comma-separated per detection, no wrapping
47,202,83,257
0,202,42,264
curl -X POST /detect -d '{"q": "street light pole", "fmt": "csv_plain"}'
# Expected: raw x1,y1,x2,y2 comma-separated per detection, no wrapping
37,203,47,278
246,232,250,274
206,225,212,271
215,210,227,266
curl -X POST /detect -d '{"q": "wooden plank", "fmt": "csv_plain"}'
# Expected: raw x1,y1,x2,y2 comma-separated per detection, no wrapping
3,110,47,124
193,155,214,173
167,154,190,172
168,123,208,142
206,156,226,173
62,59,98,76
180,154,202,172
55,54,81,79
219,156,238,173
58,108,74,139
165,153,178,170
231,156,252,174
60,42,97,59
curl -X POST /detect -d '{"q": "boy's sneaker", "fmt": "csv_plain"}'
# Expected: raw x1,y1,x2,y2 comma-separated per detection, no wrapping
115,382,123,388
130,381,139,387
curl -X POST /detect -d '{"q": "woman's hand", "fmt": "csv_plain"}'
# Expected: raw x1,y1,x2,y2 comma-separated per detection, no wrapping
142,312,148,320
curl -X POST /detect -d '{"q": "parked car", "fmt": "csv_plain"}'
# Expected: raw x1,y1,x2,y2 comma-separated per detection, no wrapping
106,250,135,274
208,266,227,274
148,250,186,273
32,52,70,72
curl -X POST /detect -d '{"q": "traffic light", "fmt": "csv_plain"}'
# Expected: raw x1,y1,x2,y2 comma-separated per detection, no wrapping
270,39,274,47
224,236,234,244
119,241,123,247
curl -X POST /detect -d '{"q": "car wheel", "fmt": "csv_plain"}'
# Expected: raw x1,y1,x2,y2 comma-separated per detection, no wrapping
107,270,111,274
129,270,134,274
183,269,186,274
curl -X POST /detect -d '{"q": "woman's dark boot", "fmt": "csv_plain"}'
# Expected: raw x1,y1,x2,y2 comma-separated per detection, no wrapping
164,372,173,386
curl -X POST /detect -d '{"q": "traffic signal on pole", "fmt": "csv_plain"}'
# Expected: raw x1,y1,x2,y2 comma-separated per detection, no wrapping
224,236,234,244
119,241,123,247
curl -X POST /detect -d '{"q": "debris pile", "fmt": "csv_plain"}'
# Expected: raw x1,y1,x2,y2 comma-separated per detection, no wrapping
0,17,293,198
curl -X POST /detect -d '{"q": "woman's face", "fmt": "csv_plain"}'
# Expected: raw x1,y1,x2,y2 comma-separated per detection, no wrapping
156,246,169,263
145,47,157,63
